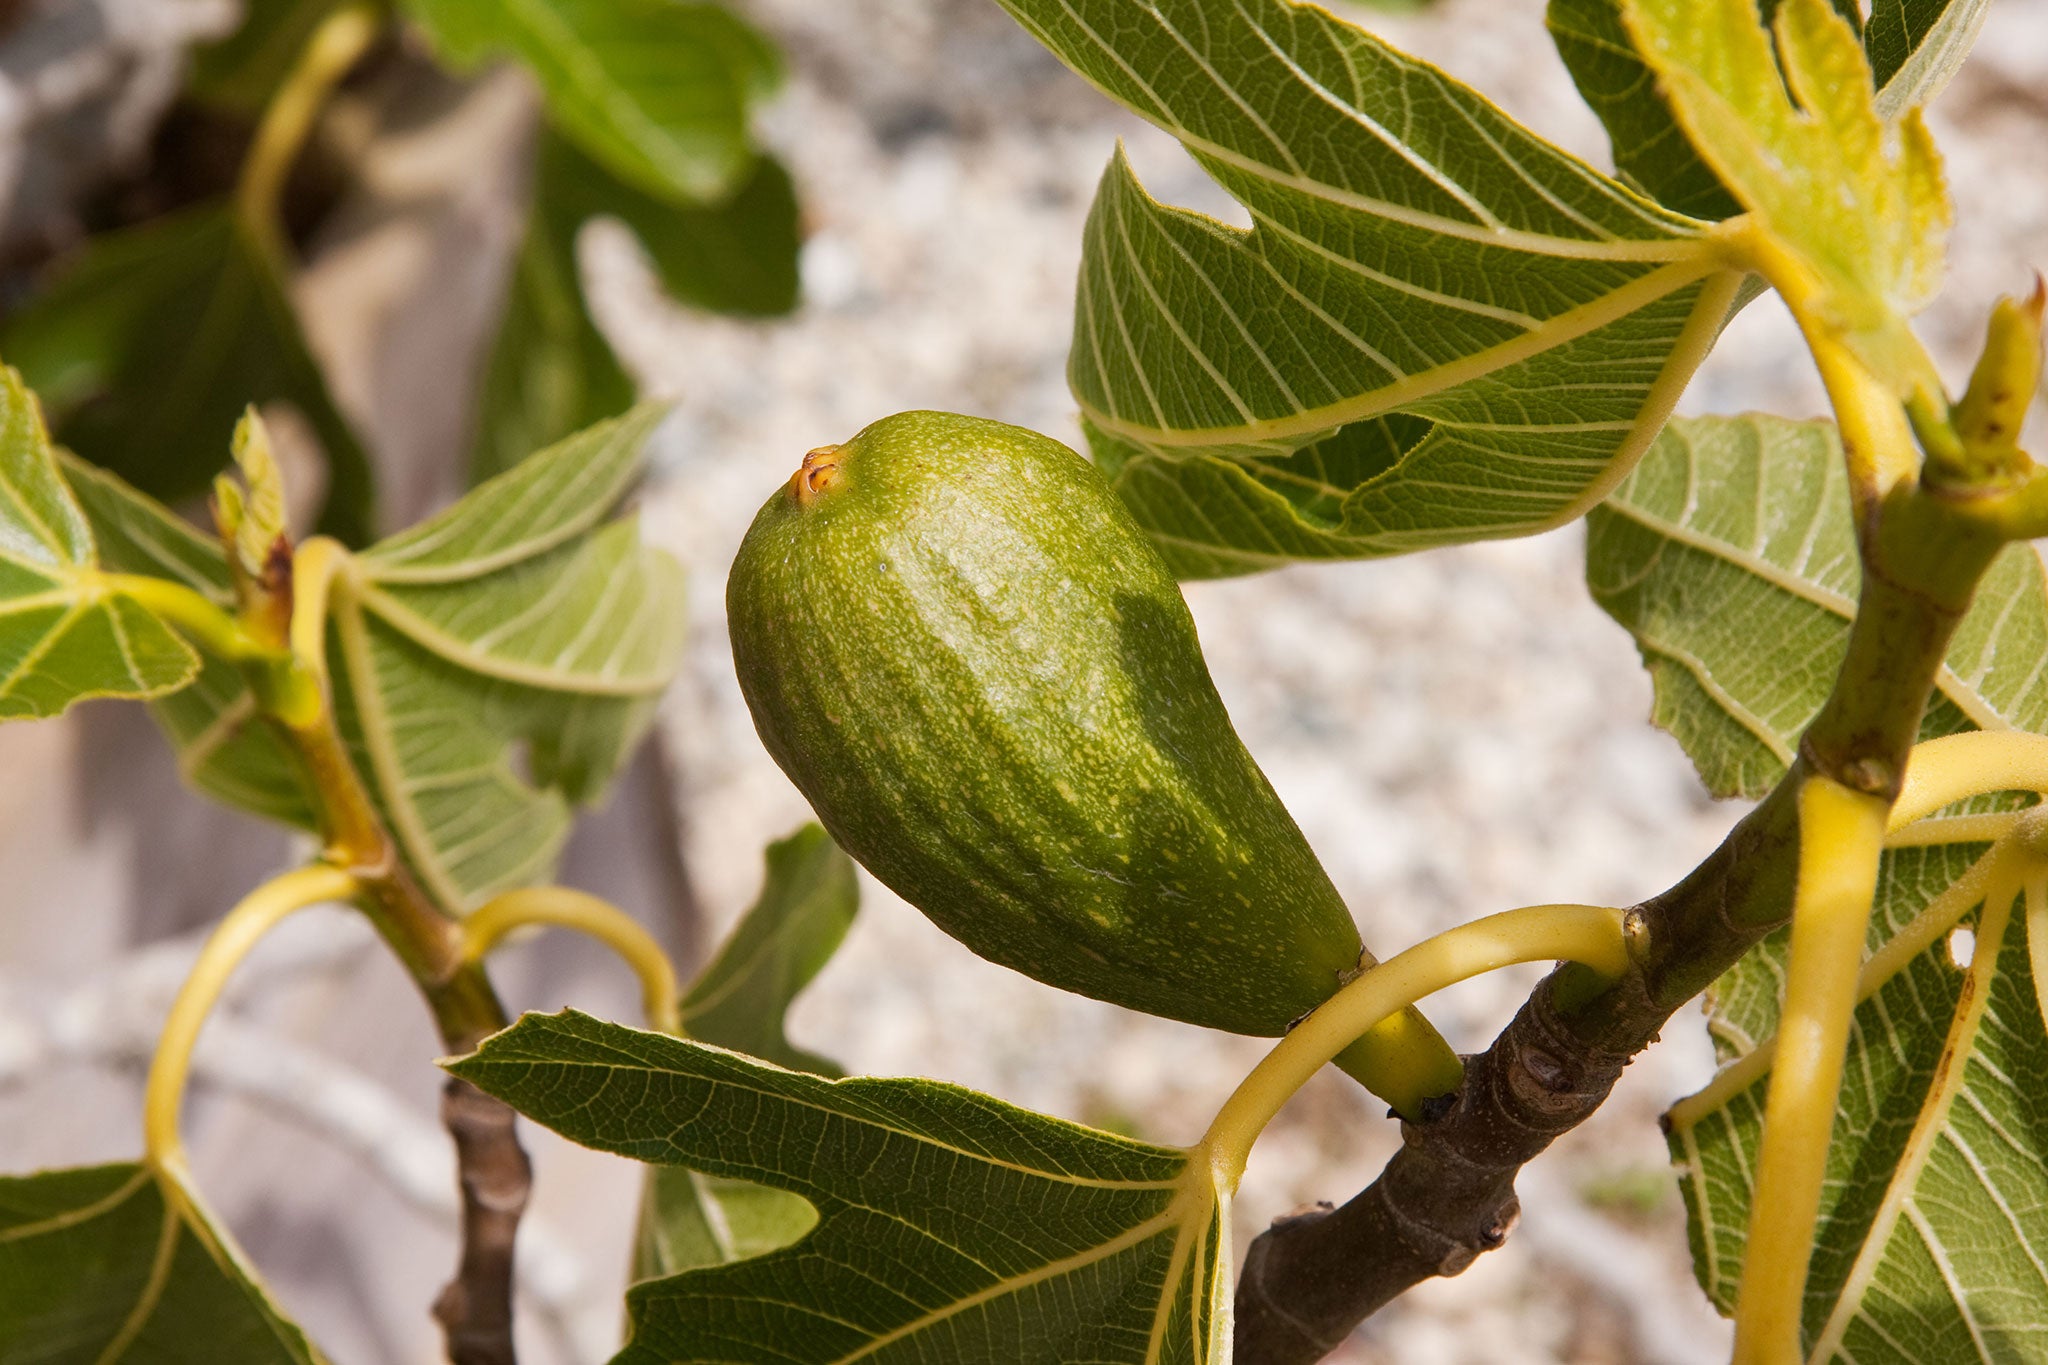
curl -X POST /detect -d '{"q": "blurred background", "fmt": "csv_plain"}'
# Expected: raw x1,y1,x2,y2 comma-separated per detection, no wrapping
0,0,2042,1360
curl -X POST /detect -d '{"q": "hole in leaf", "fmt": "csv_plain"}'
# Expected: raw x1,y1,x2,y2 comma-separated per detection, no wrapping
1948,927,1976,969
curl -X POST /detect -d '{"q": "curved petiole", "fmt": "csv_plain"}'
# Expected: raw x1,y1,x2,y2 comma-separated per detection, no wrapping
233,3,382,265
461,887,682,1035
1882,809,2021,848
143,864,360,1179
1201,903,1630,1189
1732,775,1890,1365
290,536,349,686
1895,731,2048,827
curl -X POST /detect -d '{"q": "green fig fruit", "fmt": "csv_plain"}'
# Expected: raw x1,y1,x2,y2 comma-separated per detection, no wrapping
726,410,1460,1115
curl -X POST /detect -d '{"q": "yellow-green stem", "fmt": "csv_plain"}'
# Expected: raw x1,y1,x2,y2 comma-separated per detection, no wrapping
1894,731,2048,827
463,887,682,1034
234,3,381,265
1732,775,1890,1365
105,574,271,666
143,865,359,1175
1202,904,1629,1189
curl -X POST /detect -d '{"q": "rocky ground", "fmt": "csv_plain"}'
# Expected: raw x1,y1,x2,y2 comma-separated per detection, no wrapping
1,0,2044,1361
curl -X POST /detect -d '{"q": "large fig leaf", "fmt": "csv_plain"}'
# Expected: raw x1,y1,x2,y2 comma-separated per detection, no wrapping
0,207,375,545
1589,414,2048,1357
634,824,859,1282
402,0,779,206
994,0,1743,578
1548,0,1989,219
0,368,200,720
454,1011,1229,1364
0,1162,323,1363
469,127,799,483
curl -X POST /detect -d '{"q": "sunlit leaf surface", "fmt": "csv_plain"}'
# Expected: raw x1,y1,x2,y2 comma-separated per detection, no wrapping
1549,0,1987,218
0,368,198,719
403,0,780,205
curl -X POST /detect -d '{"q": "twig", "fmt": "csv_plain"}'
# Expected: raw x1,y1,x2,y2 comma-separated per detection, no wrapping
434,1079,532,1365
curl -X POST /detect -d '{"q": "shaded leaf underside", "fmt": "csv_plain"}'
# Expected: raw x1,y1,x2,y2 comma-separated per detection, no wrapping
997,0,1740,578
635,823,859,1284
0,207,374,545
0,1163,319,1364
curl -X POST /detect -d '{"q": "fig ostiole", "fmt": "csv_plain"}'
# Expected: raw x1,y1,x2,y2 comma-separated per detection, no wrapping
727,410,1461,1116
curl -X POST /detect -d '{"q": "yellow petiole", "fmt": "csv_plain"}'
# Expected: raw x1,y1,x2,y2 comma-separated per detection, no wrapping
1668,834,2021,1128
1201,903,1630,1189
461,887,682,1035
1731,775,1890,1365
1894,731,2048,827
143,865,360,1178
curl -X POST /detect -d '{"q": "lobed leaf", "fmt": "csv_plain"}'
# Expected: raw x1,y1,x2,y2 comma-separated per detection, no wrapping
0,1162,322,1363
402,0,780,206
1619,0,1952,393
1548,0,1987,220
454,1011,1229,1364
635,823,859,1282
996,0,1743,577
1589,414,2048,1356
0,207,375,545
0,368,199,720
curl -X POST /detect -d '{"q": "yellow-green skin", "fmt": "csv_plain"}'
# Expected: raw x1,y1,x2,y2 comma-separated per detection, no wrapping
727,411,1458,1111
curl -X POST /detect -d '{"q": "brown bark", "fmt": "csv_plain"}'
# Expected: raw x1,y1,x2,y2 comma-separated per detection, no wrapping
433,1077,533,1365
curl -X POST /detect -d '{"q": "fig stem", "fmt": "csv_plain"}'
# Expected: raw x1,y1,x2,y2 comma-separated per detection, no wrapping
1201,903,1630,1189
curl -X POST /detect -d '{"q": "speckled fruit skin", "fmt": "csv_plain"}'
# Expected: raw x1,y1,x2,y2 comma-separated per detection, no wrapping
728,411,1456,1104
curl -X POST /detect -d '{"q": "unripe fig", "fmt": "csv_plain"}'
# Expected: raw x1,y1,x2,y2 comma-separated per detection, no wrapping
727,411,1459,1114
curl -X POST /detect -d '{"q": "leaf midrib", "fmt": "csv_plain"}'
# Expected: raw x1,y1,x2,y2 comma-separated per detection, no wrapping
355,580,669,695
1600,494,2009,734
1085,259,1723,447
